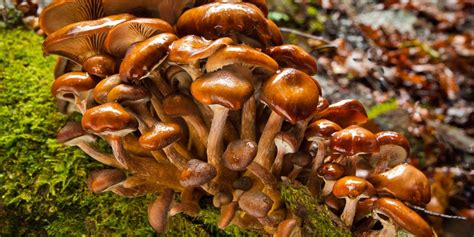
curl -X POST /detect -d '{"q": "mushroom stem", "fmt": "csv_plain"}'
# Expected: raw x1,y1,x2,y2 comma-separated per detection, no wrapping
218,201,238,229
108,136,129,169
373,153,389,174
307,141,326,196
149,71,173,97
77,142,124,169
150,95,174,123
321,181,336,197
287,165,303,180
253,111,285,170
240,95,257,141
375,220,397,237
271,145,287,177
341,198,359,227
207,105,229,175
148,188,174,233
182,114,209,149
181,63,202,81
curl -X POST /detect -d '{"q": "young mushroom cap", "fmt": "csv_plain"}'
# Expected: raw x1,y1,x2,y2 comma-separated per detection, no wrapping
176,2,271,47
191,69,254,110
148,189,174,233
93,74,122,104
330,125,379,156
119,33,178,83
371,131,410,169
205,45,279,75
223,139,258,171
373,198,433,237
317,163,345,196
87,169,126,193
265,44,318,75
43,14,135,65
56,121,96,145
368,163,431,205
305,119,342,142
261,68,320,124
81,102,138,137
266,19,284,46
106,84,150,105
138,122,183,151
275,218,300,237
314,99,368,128
51,72,97,101
81,54,117,77
180,159,217,187
238,191,273,218
105,18,175,57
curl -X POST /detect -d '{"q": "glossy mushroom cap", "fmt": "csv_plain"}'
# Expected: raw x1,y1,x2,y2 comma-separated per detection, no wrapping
333,176,375,199
265,44,318,75
305,119,342,142
373,198,433,237
232,176,253,191
51,72,97,100
169,35,233,66
266,19,283,46
261,68,321,124
105,18,175,58
368,164,431,205
139,122,183,151
176,2,271,47
191,69,253,110
43,14,135,65
314,99,368,128
93,74,122,104
275,219,300,237
317,163,345,181
56,121,96,146
371,131,410,167
82,54,117,77
180,159,217,187
238,191,273,218
106,84,150,104
119,33,178,83
87,169,126,193
223,139,258,171
81,102,138,136
330,125,379,156
163,93,201,117
205,45,279,75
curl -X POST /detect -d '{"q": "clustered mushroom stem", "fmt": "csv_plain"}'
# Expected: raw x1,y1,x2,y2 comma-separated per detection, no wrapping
207,106,229,175
377,220,397,237
150,95,174,123
131,103,156,129
321,181,336,197
307,141,326,196
76,142,124,169
271,146,286,177
149,71,173,97
240,95,257,141
253,111,285,170
341,198,359,227
373,153,389,174
182,63,202,81
108,136,129,169
183,115,209,148
148,188,174,233
162,145,188,171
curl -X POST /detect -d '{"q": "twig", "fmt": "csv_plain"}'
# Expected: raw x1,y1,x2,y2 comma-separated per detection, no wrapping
406,203,467,221
279,27,330,43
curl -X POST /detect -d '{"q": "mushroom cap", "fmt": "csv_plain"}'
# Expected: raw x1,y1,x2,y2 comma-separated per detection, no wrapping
139,122,183,151
274,132,298,155
51,72,97,99
39,0,104,35
332,176,375,199
265,44,318,75
317,163,345,181
368,164,431,205
314,99,368,128
191,69,253,110
371,131,410,167
289,151,312,167
168,35,233,65
354,197,377,222
87,169,126,193
373,198,433,237
205,45,279,75
179,159,217,187
163,93,201,117
330,125,379,156
148,189,174,233
232,176,253,191
261,68,321,124
93,74,122,104
275,218,300,237
56,121,96,145
223,139,257,171
43,14,135,65
305,119,342,142
105,18,175,58
266,19,283,46
81,102,138,136
176,2,271,47
82,54,117,77
238,191,273,218
119,33,178,83
106,84,150,104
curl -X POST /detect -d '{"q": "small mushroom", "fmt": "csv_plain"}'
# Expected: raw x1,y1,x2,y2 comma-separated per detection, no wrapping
317,163,345,197
313,99,368,128
223,139,258,171
93,74,122,104
275,218,301,237
265,44,318,75
371,131,410,174
332,176,375,227
286,151,311,180
180,159,217,187
148,189,174,233
87,169,126,193
371,198,433,237
238,191,273,218
51,72,97,114
271,132,298,177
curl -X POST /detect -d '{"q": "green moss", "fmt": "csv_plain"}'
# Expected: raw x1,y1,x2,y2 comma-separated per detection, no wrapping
367,99,398,119
281,180,351,237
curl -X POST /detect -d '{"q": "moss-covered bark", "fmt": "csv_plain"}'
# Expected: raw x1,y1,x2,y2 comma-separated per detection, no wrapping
0,28,349,236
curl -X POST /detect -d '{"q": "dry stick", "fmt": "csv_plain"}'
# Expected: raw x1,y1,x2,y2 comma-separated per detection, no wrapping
406,203,468,220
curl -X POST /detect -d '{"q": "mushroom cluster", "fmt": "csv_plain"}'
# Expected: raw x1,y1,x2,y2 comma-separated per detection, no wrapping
40,0,434,235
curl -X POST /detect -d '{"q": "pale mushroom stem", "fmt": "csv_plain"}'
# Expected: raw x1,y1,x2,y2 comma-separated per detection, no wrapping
182,63,202,81
207,105,229,175
253,111,285,170
108,136,129,169
240,95,257,141
77,142,124,169
375,220,397,237
183,115,209,148
321,180,336,197
341,198,359,227
162,145,188,171
373,153,389,174
271,146,286,177
148,188,174,233
307,141,326,196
